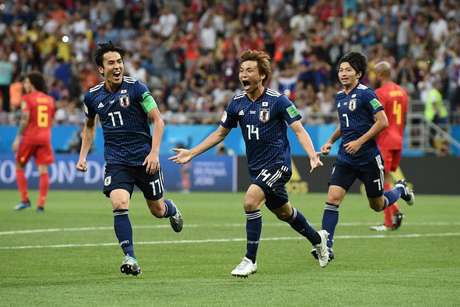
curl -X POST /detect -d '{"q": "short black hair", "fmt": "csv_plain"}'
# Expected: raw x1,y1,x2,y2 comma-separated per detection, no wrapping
27,71,47,93
94,41,125,67
338,52,367,79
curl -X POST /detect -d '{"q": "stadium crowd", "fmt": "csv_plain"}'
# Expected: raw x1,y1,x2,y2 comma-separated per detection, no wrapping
0,0,459,125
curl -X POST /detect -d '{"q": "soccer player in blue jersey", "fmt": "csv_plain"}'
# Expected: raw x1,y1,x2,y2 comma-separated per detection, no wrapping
76,42,183,276
170,50,330,277
311,52,415,263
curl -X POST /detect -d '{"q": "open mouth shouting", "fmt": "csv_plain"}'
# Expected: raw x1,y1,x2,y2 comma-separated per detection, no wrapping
112,71,122,82
241,80,251,89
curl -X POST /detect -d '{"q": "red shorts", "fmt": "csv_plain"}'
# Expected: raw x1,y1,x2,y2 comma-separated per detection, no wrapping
380,148,401,173
16,142,54,165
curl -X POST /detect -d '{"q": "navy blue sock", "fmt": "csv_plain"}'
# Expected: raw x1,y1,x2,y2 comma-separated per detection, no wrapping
113,209,135,257
163,199,177,217
288,208,321,245
322,203,339,248
383,187,402,208
245,209,262,263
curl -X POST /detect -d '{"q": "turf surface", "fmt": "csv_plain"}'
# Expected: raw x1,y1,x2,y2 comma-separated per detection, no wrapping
1,190,459,306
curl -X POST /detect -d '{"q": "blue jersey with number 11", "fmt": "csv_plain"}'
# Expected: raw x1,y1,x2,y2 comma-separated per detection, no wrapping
220,88,301,178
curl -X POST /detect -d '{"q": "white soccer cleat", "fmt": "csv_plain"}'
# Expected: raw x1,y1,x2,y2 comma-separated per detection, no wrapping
313,230,330,268
231,257,257,277
369,224,389,232
395,179,415,206
120,255,142,276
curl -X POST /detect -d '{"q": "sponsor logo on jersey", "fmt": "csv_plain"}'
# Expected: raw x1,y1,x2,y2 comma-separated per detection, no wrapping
119,95,130,108
250,110,256,114
238,110,244,116
259,107,270,122
262,101,269,107
97,102,104,109
121,89,127,94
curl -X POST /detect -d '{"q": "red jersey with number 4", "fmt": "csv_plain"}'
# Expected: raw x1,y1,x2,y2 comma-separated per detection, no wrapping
21,91,55,144
376,82,408,150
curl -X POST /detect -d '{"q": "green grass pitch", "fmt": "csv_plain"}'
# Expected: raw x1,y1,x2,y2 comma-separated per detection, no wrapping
1,190,460,306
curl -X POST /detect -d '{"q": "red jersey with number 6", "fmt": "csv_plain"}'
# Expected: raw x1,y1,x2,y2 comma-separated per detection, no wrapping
21,91,55,144
376,82,408,150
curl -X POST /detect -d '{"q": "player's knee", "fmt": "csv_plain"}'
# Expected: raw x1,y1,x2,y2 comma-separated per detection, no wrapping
243,198,259,211
326,195,341,206
275,210,291,221
112,198,129,210
369,200,383,212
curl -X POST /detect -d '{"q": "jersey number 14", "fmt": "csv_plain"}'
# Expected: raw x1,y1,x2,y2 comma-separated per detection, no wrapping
246,125,259,140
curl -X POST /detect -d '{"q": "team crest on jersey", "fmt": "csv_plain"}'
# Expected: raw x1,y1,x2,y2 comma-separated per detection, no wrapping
259,107,270,123
348,99,357,111
119,95,130,108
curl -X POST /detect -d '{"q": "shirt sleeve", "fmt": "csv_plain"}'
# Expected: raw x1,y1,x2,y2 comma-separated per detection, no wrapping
279,95,301,124
219,98,238,129
135,81,158,113
83,93,96,119
363,89,384,115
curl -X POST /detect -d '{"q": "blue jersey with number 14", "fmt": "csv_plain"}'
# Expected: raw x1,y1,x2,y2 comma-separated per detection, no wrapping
220,88,301,178
83,76,153,166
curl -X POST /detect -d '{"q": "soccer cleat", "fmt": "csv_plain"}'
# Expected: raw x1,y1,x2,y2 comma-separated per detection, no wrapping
313,230,330,268
36,207,45,213
369,224,389,231
392,212,404,230
231,257,257,278
395,179,415,206
14,200,31,211
120,255,142,276
311,247,335,263
169,202,183,233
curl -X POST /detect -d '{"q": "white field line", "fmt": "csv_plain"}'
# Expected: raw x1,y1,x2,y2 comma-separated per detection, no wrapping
0,232,459,250
1,221,460,236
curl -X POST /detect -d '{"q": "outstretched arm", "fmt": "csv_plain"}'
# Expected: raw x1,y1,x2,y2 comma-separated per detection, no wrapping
290,120,323,173
76,117,96,172
169,125,231,164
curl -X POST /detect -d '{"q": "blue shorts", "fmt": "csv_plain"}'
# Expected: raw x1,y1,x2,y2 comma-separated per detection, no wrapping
252,164,292,210
103,164,164,200
329,154,385,198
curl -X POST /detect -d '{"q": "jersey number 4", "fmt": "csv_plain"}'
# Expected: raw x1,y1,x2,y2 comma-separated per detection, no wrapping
108,111,124,127
246,124,259,140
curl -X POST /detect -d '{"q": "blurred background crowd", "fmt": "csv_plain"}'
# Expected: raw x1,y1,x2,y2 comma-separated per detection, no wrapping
0,0,459,126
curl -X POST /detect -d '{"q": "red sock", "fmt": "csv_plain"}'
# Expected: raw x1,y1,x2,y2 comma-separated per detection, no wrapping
383,182,399,227
16,168,29,202
383,207,393,227
383,182,392,227
38,173,49,207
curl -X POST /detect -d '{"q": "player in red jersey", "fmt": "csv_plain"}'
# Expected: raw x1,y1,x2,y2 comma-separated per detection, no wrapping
12,72,55,212
370,61,409,231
